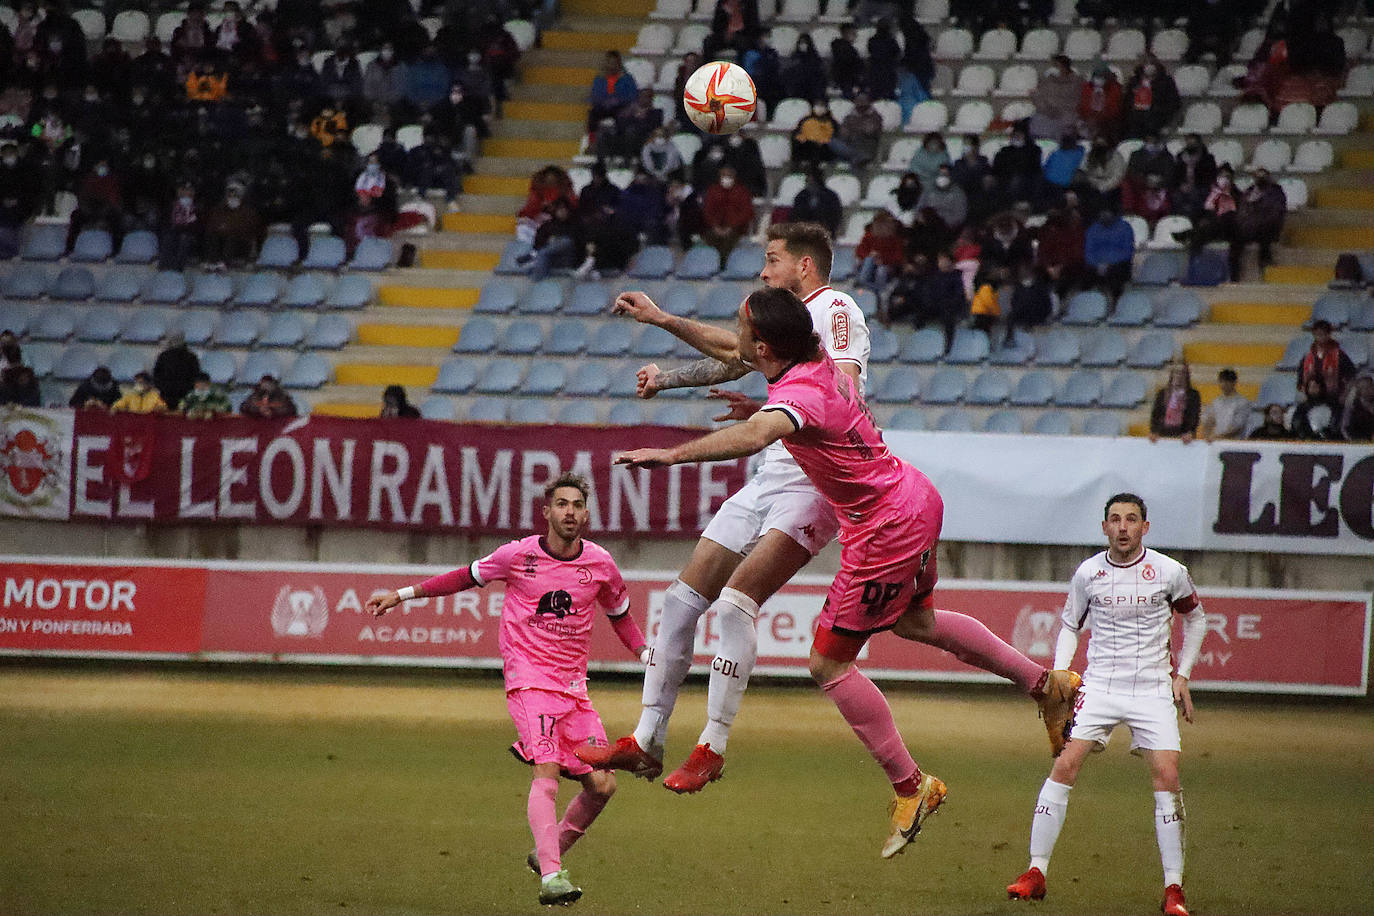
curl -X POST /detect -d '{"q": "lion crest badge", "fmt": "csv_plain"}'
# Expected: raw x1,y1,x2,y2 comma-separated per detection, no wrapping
270,585,329,637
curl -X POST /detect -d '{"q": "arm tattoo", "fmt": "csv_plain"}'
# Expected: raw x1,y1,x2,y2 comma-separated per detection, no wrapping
655,357,750,391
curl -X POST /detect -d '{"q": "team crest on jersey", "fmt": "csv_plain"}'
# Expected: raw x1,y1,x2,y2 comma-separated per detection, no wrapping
536,589,574,619
523,552,539,577
1141,564,1156,581
831,311,850,349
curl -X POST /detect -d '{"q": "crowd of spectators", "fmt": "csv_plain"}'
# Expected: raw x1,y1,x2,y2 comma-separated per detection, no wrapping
0,0,525,266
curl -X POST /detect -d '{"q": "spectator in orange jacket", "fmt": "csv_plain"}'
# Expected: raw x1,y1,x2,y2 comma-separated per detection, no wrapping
701,165,754,261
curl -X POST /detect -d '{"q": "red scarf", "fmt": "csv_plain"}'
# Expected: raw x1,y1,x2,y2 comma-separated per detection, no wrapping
1132,81,1153,111
1301,341,1345,396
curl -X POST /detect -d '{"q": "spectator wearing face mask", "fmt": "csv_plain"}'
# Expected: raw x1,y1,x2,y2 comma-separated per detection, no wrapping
1176,164,1238,260
429,82,488,163
917,164,968,232
111,371,168,414
1171,133,1217,219
992,124,1042,202
240,375,297,419
723,123,768,198
363,44,406,110
780,34,827,104
791,99,841,170
69,365,121,410
179,372,232,419
380,384,420,419
908,132,951,188
159,181,200,270
1124,57,1180,139
1084,208,1136,301
1123,171,1173,228
1230,169,1286,281
641,128,684,183
202,180,261,269
790,168,843,238
1030,56,1082,141
1077,65,1123,143
68,156,125,252
838,92,884,170
1073,136,1127,214
701,165,754,261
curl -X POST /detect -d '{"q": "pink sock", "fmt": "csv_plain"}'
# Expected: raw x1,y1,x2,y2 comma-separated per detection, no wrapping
930,610,1044,693
821,667,918,786
527,777,561,875
558,790,610,855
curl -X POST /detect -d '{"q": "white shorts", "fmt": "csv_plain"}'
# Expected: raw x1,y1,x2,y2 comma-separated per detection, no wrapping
1069,689,1181,754
700,469,839,558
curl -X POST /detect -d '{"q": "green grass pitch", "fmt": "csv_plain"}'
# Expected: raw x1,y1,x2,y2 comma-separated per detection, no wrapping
1,666,1369,915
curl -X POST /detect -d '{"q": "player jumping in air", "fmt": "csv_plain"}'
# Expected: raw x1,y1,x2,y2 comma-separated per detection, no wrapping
1006,493,1204,916
580,223,1078,803
610,286,1080,859
366,473,648,908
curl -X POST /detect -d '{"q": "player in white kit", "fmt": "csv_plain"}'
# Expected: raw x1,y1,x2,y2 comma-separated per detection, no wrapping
1006,493,1205,916
577,222,871,792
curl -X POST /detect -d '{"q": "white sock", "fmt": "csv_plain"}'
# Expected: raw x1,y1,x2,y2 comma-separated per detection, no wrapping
1154,790,1185,887
633,579,709,753
1028,779,1072,874
697,588,759,754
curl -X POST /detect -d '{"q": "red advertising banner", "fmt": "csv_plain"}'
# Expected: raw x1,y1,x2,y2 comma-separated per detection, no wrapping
68,412,747,538
2,558,1368,696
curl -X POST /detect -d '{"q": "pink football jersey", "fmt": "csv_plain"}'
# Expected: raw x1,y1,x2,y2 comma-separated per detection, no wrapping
473,535,629,697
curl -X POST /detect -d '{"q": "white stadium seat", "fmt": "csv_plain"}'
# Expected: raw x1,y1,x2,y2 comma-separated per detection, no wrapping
1223,103,1269,134
828,174,862,207
773,172,807,204
631,23,673,55
951,101,994,134
758,134,790,169
1341,64,1374,97
1250,138,1292,172
973,28,1017,60
1002,100,1035,123
1173,65,1211,97
1208,139,1245,171
934,28,974,60
862,172,902,207
649,0,690,21
1015,28,1059,61
1179,102,1222,135
1103,29,1146,61
872,100,903,131
1314,101,1359,135
905,100,949,133
1063,28,1103,62
671,24,709,56
1150,29,1188,62
1289,139,1334,174
1209,64,1247,98
1278,177,1307,210
884,137,922,170
1149,215,1192,250
839,211,876,245
995,64,1038,97
1272,102,1317,134
1337,26,1368,60
951,64,996,97
776,0,821,22
769,97,810,129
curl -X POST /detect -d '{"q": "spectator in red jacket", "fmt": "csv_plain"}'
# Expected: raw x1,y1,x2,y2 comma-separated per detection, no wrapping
700,165,754,261
1298,320,1358,405
855,210,905,293
1077,65,1123,143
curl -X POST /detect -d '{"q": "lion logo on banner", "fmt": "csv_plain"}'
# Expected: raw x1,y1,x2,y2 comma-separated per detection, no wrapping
1,427,60,496
270,585,329,637
1011,605,1060,660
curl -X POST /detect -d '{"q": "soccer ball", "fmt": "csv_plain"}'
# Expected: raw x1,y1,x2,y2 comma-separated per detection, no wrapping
682,61,757,135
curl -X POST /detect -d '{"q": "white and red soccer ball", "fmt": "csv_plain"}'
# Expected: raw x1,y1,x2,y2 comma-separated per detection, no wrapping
682,60,757,135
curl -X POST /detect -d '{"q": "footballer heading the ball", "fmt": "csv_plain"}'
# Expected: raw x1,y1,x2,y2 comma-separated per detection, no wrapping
683,60,758,135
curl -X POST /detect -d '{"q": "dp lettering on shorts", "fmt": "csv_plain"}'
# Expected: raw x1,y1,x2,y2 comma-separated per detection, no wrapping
860,581,904,618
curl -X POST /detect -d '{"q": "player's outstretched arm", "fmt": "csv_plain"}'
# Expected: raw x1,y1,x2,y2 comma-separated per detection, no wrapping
366,590,408,617
366,567,479,617
614,291,740,363
616,409,794,468
639,357,750,398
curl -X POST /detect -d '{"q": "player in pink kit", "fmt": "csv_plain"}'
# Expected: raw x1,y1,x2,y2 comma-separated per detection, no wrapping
616,287,1081,859
366,473,648,908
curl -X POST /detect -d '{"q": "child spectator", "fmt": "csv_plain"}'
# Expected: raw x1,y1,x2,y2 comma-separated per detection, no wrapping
111,371,168,414
180,372,232,419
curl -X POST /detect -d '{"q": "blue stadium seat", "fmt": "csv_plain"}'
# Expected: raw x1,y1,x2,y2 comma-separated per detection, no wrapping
869,326,899,363
720,243,764,280
419,396,457,420
520,279,564,314
260,313,307,348
455,318,498,354
923,368,967,404
20,222,68,260
114,230,158,264
215,312,261,347
282,353,331,389
565,362,610,396
494,240,533,275
0,302,28,335
522,362,566,395
54,344,100,380
873,367,922,403
238,351,283,385
325,274,372,309
141,270,187,304
51,266,96,300
468,397,510,422
1184,249,1228,286
608,402,644,425
1276,335,1307,370
1056,370,1103,407
107,348,147,383
256,233,299,268
281,273,327,308
854,289,879,319
632,324,678,357
120,311,167,345
1351,301,1374,332
94,267,143,302
1107,289,1154,326
1031,411,1073,435
546,319,590,355
24,344,57,377
433,359,478,393
1256,373,1297,408
557,401,599,424
565,281,614,315
30,307,77,341
606,362,641,398
475,359,523,394
306,315,351,350
984,410,1024,433
475,280,520,314
1101,373,1147,408
651,403,694,426
887,408,926,430
302,234,347,269
235,272,284,308
199,350,237,385
989,328,1035,365
698,284,747,319
830,246,856,282
1036,327,1080,366
175,311,215,346
498,320,543,355
1083,412,1124,436
3,264,51,299
587,321,633,356
627,245,674,279
1153,289,1204,327
76,307,123,342
1062,290,1109,325
1080,329,1127,367
1126,331,1176,368
1010,369,1055,406
188,272,234,307
933,408,975,431
966,368,1011,405
349,236,393,271
899,328,947,363
69,229,114,263
1136,251,1187,286
945,328,990,364
1309,292,1356,329
1342,334,1369,369
511,399,553,424
676,245,721,280
662,284,699,316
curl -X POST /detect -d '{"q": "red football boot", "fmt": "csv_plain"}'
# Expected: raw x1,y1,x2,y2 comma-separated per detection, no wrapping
1162,884,1189,916
573,735,663,781
1006,867,1047,900
662,743,725,794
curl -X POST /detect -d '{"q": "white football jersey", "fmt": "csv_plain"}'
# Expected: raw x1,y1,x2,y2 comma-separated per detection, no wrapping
1062,547,1201,699
755,285,870,485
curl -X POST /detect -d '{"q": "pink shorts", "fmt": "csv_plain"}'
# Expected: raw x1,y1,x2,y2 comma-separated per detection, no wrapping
506,688,608,778
815,469,943,656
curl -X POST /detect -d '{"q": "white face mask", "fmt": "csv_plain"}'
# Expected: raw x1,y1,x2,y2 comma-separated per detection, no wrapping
226,196,242,208
95,165,109,176
380,49,393,61
2,156,16,167
813,106,827,116
719,176,735,188
935,176,951,188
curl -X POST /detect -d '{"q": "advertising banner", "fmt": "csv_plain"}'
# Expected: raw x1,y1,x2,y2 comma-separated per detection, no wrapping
1,557,1367,696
